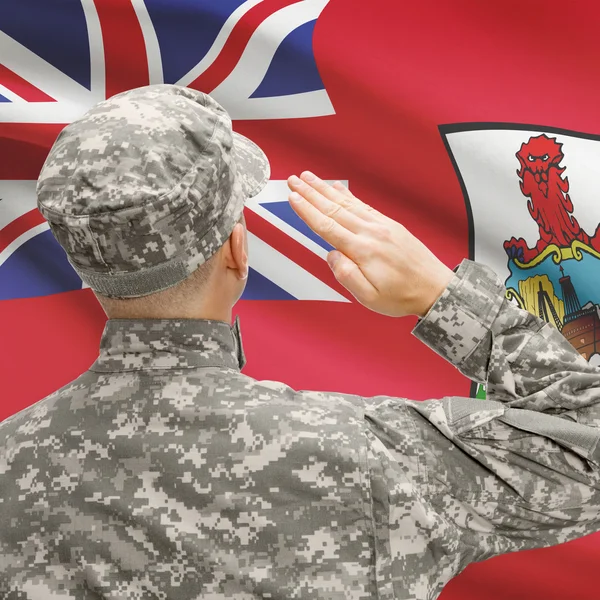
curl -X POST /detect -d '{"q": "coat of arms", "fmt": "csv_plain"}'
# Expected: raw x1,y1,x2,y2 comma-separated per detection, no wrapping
443,125,600,394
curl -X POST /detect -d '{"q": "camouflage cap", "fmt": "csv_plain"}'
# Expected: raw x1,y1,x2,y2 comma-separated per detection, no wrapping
36,84,270,298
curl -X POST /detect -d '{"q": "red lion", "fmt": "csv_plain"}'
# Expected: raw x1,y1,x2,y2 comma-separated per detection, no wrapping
504,134,600,263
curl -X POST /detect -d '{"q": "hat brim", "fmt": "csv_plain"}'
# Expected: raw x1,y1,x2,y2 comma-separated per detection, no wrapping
231,131,270,198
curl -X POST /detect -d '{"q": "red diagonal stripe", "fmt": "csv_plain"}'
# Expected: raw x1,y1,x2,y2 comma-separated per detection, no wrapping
94,0,150,99
0,65,55,102
189,0,302,94
0,209,46,254
244,207,352,301
0,124,63,180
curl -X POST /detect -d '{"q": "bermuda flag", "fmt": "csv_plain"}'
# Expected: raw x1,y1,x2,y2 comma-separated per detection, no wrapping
1,1,600,599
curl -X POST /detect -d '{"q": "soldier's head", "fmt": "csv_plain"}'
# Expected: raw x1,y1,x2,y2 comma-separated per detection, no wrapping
36,85,269,320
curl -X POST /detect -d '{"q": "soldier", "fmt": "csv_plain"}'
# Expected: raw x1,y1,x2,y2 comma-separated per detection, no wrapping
1,84,600,600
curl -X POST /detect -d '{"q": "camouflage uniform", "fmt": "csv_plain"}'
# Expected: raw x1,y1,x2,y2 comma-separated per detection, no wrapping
2,86,600,599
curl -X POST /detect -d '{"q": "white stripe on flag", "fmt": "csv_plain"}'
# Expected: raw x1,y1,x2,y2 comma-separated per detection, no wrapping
132,0,165,85
212,0,330,101
0,30,93,106
223,90,335,121
0,222,50,268
247,202,329,260
0,181,38,230
81,0,106,102
0,84,25,103
210,0,334,120
247,232,348,302
247,180,348,260
177,0,264,87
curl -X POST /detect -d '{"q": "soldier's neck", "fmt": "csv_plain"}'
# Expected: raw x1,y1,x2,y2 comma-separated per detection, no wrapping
99,294,234,325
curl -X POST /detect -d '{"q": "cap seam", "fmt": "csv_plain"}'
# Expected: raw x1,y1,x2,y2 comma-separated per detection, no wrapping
232,132,270,196
86,213,110,272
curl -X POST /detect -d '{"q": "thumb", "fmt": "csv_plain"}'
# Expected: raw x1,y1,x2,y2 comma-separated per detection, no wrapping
327,251,376,305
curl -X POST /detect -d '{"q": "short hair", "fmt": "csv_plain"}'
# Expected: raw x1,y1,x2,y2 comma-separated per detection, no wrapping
95,253,217,319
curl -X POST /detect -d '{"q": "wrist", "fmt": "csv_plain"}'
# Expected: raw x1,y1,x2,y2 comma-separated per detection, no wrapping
416,267,455,318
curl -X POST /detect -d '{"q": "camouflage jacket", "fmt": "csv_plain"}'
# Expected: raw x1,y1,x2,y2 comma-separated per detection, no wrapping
2,260,600,600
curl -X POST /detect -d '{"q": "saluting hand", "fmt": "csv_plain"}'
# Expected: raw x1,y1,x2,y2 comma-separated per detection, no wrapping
287,172,454,318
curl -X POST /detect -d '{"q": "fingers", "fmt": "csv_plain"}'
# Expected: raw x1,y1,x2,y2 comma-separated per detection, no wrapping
288,175,366,234
298,172,379,221
327,251,377,306
288,191,356,255
332,181,354,199
287,171,388,265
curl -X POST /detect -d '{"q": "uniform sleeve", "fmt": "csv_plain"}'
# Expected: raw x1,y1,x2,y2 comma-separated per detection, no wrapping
362,260,600,595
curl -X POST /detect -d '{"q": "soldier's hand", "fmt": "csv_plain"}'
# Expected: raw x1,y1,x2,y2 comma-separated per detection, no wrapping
287,172,454,318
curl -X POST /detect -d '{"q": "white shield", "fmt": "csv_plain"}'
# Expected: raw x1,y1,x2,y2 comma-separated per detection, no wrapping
443,125,600,367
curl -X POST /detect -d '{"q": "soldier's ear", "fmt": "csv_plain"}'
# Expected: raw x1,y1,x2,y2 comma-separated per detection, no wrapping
226,222,248,280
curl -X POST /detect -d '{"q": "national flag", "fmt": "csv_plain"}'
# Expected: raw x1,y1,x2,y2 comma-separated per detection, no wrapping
2,1,600,600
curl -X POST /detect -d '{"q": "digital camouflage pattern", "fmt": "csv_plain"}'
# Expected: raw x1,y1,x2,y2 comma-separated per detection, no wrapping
2,260,600,600
36,85,270,299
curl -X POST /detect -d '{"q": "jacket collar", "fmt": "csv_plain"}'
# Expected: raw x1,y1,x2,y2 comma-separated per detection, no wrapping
90,316,246,373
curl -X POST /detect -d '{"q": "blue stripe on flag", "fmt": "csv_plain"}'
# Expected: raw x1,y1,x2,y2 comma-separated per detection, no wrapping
0,231,83,300
0,93,11,102
251,20,324,98
262,201,334,251
145,0,248,85
241,268,295,300
0,0,91,89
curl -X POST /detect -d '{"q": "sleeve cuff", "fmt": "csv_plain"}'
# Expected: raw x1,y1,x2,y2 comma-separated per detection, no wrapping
412,259,505,369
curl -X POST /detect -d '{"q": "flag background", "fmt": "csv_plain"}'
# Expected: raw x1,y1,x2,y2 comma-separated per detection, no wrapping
1,0,600,598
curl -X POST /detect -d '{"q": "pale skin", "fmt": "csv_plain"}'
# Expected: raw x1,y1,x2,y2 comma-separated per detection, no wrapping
100,173,454,321
286,171,455,318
